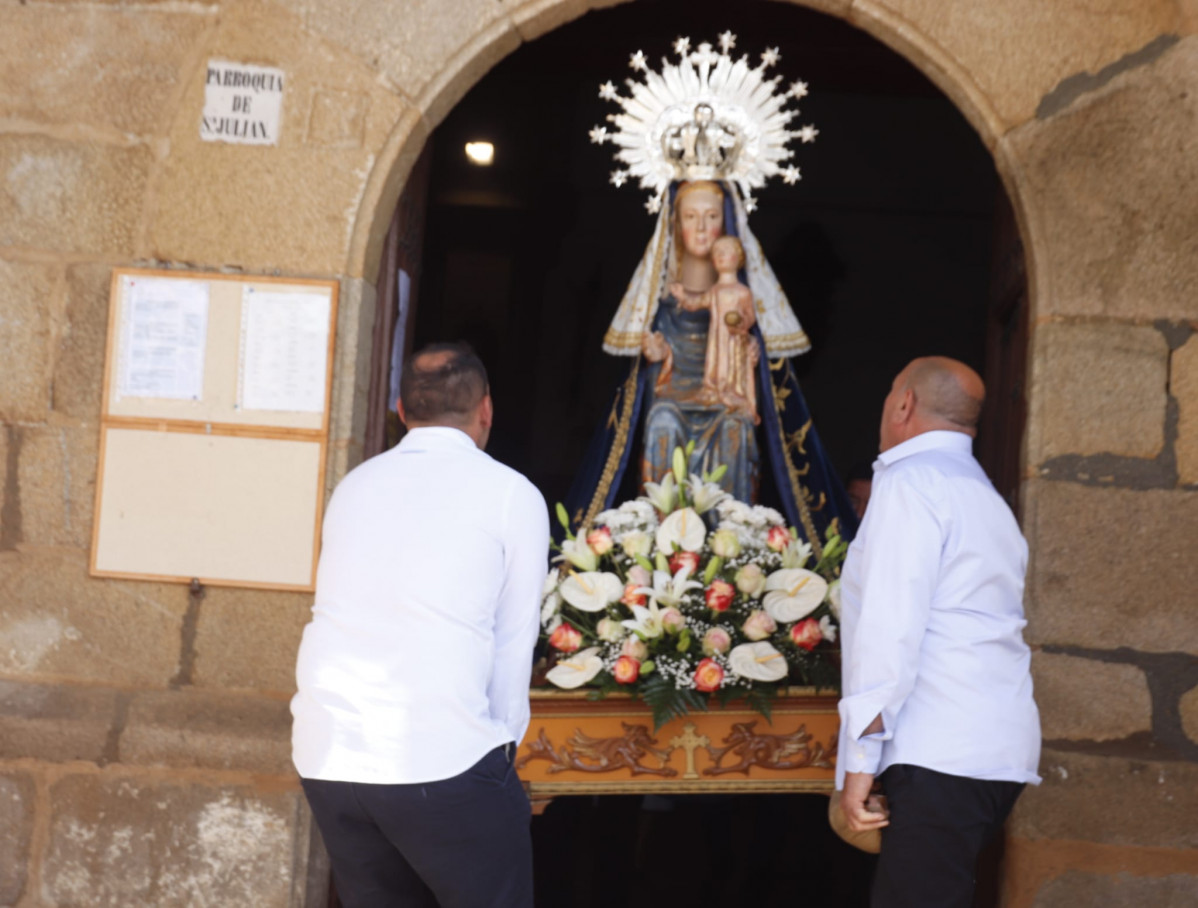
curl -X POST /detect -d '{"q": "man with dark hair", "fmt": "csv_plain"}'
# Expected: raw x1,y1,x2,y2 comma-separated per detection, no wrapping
292,342,549,908
837,356,1041,908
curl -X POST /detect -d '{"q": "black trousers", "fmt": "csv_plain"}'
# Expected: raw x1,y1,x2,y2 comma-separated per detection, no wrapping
872,764,1025,908
301,744,533,908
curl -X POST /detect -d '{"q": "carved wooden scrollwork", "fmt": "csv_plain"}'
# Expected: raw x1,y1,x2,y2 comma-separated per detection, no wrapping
515,723,678,776
703,721,836,776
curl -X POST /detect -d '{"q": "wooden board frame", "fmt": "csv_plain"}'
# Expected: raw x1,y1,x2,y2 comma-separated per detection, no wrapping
90,268,340,592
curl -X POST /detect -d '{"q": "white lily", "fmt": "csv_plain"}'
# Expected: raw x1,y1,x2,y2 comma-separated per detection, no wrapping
541,570,563,624
688,474,730,513
780,538,814,569
640,473,677,514
621,599,666,639
635,569,704,610
826,579,842,620
729,641,790,682
559,571,624,612
655,507,705,553
545,647,604,689
556,537,599,572
762,568,828,623
541,589,562,624
819,615,838,644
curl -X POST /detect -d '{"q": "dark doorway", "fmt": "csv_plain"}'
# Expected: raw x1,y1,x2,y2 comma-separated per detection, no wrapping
363,1,1025,905
391,0,1008,505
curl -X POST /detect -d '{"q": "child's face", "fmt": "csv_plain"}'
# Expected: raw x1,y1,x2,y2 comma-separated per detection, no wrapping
712,240,741,272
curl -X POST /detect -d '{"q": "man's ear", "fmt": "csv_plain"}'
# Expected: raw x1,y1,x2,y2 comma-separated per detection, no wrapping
396,398,407,426
478,394,494,430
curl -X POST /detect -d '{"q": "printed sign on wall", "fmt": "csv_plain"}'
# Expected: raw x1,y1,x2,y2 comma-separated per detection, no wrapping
201,60,284,145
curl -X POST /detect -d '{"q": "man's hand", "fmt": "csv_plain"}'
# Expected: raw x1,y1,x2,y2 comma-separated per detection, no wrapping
842,771,890,833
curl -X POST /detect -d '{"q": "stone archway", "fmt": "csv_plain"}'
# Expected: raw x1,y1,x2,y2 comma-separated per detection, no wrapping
344,0,1049,294
323,4,1197,906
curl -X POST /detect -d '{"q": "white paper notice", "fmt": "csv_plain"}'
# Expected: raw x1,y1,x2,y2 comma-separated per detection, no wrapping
118,277,209,401
239,289,331,413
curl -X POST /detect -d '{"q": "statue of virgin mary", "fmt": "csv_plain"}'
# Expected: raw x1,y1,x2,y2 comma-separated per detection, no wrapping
565,35,857,551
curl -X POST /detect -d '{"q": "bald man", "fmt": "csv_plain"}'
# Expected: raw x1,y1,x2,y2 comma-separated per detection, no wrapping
836,357,1041,908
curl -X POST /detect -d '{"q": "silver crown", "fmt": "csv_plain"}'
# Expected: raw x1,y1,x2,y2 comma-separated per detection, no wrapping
589,34,819,213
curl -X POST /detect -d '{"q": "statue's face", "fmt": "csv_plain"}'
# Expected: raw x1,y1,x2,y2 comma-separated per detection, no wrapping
676,189,724,259
711,239,741,273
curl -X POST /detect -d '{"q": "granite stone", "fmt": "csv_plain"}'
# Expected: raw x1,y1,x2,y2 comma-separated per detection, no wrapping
1032,651,1152,742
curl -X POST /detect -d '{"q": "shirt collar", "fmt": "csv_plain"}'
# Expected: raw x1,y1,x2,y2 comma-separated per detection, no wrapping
875,429,974,469
396,425,479,452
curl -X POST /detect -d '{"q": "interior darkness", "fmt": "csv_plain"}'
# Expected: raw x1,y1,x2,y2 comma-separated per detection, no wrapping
407,2,998,905
411,0,998,507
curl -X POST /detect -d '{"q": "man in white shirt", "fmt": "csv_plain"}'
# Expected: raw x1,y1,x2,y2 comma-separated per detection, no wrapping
291,343,549,908
837,356,1041,908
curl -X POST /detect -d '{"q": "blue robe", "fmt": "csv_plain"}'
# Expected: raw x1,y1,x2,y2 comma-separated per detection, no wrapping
565,184,858,549
641,295,759,502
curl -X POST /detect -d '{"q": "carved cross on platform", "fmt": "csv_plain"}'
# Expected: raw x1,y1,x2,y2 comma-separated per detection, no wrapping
669,723,710,780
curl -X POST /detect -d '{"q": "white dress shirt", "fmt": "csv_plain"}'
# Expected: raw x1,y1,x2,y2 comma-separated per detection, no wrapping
836,430,1041,789
291,426,550,784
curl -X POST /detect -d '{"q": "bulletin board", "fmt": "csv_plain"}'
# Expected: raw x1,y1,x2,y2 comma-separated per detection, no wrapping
90,269,339,591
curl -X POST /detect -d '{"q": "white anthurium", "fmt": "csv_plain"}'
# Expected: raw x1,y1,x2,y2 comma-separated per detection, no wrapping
546,647,605,689
762,568,829,623
655,507,706,553
559,571,624,612
556,537,599,572
621,600,666,639
635,569,704,610
729,641,790,682
688,474,730,513
780,538,814,569
641,473,677,514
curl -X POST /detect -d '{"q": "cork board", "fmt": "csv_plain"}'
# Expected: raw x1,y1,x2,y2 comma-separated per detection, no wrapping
90,268,339,591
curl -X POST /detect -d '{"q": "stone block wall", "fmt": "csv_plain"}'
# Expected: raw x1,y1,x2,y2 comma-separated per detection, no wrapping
995,26,1198,905
0,0,390,903
1,0,1197,905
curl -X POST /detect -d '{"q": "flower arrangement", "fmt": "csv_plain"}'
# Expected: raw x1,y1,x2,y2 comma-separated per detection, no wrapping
540,446,846,729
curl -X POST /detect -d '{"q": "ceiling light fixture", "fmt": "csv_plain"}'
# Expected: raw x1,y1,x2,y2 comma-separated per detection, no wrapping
465,141,494,165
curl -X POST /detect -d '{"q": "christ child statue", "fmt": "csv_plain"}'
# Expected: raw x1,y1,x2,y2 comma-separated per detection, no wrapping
701,236,760,423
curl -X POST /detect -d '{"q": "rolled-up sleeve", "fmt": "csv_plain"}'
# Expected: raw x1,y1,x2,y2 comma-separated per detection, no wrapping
838,471,942,776
488,478,550,745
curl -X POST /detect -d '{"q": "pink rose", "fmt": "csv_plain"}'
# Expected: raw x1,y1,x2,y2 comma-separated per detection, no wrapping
669,551,701,577
735,563,767,597
620,583,647,607
661,607,686,633
628,565,652,589
549,623,582,653
693,658,725,692
612,655,641,684
767,526,791,552
705,579,735,613
586,527,614,556
742,609,777,642
790,617,823,651
702,627,732,656
621,637,648,662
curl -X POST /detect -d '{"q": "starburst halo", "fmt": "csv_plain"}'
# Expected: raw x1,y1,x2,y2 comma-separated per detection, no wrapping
588,33,818,212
